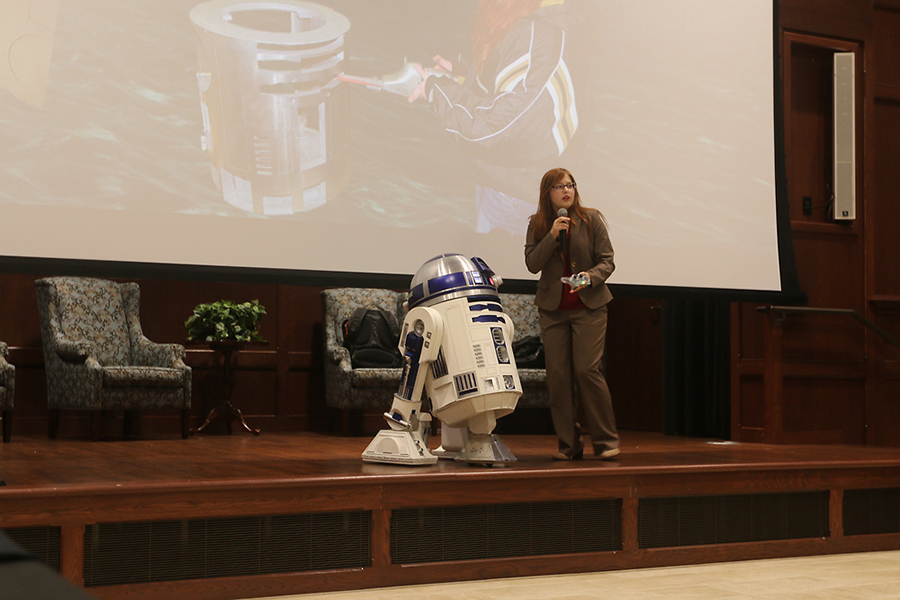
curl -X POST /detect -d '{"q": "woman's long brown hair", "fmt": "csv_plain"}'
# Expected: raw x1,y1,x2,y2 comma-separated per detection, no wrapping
472,0,543,76
530,167,591,243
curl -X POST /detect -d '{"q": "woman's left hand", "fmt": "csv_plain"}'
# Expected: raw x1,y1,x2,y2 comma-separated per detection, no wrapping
569,272,591,293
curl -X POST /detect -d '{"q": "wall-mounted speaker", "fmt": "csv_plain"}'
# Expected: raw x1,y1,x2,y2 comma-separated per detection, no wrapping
833,52,856,220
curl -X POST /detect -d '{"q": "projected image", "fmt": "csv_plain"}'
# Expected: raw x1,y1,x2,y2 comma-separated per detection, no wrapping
190,1,352,216
0,0,784,293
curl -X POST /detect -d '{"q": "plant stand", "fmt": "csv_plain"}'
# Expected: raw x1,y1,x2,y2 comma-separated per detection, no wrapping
190,341,261,436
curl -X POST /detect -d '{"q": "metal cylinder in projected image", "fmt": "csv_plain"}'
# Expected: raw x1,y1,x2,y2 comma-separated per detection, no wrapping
190,0,350,215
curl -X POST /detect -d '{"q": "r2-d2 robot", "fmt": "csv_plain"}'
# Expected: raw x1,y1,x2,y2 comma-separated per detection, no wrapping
362,254,522,466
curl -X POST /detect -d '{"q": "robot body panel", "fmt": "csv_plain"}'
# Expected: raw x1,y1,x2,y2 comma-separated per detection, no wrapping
425,296,520,432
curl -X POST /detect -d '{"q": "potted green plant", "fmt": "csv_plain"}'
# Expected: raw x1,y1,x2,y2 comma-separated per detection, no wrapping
185,299,267,342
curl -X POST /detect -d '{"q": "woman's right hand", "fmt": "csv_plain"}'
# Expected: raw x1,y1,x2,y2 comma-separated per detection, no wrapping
551,215,570,241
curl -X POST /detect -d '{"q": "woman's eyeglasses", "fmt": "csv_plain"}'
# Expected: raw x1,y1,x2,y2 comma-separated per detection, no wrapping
552,183,576,191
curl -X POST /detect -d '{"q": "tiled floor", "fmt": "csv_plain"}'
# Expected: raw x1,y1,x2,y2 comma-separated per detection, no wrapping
254,550,900,599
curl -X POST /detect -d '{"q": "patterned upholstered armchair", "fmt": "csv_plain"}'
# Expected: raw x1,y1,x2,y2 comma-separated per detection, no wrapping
0,342,14,442
320,288,549,435
35,277,192,440
321,287,407,433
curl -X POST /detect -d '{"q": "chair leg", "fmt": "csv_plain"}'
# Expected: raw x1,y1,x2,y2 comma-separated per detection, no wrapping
181,409,191,439
48,409,60,439
2,410,11,443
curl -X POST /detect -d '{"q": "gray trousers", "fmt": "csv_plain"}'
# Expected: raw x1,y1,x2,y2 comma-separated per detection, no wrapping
540,304,619,456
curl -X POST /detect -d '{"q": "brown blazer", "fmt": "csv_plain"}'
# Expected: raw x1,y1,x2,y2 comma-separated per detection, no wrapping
524,208,615,311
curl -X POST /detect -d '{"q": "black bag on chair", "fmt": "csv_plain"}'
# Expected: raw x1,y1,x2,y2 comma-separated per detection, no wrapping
513,335,545,368
342,308,403,368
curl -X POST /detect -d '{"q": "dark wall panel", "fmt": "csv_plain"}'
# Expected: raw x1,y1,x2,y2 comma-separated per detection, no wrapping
733,0,900,446
778,311,866,362
738,377,765,431
779,0,872,40
781,378,867,443
872,99,900,299
873,6,900,88
785,41,834,224
607,298,663,433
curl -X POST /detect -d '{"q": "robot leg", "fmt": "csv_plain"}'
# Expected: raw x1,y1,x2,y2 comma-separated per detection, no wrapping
454,412,517,465
361,307,443,466
361,393,435,465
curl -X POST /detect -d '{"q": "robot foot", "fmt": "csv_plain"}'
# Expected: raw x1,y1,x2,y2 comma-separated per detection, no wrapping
456,433,517,466
362,430,438,466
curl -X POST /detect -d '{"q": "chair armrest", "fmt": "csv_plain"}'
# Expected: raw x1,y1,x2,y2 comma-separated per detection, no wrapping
0,342,7,357
329,345,353,370
132,337,186,366
54,335,93,363
322,311,351,368
322,311,344,356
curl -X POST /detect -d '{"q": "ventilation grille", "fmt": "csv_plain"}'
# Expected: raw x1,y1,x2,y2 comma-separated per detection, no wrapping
639,492,828,548
454,372,478,397
83,511,370,587
843,488,900,536
2,526,61,571
431,348,448,379
391,499,621,564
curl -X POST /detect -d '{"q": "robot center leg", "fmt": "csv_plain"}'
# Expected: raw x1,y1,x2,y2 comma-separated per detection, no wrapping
466,412,497,436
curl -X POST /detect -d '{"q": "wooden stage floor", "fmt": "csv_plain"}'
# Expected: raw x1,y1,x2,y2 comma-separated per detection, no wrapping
2,431,900,600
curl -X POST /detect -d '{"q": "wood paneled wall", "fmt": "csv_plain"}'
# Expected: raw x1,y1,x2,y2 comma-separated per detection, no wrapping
732,0,900,446
0,269,662,439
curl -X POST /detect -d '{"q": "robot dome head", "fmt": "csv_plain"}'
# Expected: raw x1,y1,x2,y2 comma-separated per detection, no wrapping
407,254,501,309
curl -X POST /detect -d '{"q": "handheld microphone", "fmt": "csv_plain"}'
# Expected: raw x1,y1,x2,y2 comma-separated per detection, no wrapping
557,208,568,254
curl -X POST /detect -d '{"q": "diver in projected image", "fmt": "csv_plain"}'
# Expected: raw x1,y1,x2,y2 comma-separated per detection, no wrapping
407,0,584,236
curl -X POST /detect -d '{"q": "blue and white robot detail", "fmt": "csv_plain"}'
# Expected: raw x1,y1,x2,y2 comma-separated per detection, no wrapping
362,254,522,466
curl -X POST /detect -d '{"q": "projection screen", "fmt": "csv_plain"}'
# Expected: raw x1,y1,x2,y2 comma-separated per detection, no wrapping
0,0,794,295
